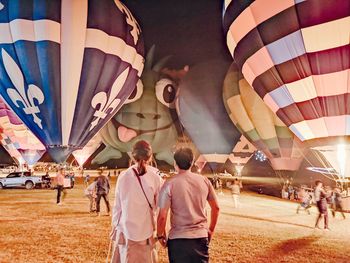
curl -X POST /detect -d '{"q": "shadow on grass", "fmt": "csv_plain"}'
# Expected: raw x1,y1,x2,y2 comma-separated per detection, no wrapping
273,235,321,254
222,212,315,229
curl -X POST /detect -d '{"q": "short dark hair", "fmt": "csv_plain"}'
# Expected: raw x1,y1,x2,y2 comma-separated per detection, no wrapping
174,148,194,170
315,180,322,186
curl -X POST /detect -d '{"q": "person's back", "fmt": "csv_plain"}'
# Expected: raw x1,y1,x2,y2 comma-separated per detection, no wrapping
231,183,240,195
157,147,219,263
163,171,213,239
113,165,162,241
96,175,109,194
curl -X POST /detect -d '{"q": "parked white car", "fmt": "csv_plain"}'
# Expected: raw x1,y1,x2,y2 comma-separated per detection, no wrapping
0,172,43,189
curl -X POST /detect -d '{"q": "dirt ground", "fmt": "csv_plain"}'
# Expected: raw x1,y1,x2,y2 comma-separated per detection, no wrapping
1,178,350,263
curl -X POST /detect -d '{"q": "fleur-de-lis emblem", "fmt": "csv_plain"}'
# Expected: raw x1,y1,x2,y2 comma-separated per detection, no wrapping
1,49,45,129
90,67,129,131
115,1,141,45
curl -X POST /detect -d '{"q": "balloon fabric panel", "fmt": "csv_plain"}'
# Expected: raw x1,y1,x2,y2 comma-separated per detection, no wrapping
223,0,349,144
0,0,144,163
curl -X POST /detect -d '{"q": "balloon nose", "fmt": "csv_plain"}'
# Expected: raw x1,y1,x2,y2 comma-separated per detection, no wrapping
136,113,145,119
153,114,161,120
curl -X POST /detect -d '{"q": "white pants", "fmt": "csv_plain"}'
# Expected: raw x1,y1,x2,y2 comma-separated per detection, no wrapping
111,231,157,263
232,194,240,208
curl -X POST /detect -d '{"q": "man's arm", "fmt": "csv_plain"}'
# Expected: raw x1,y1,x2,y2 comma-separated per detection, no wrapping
208,198,220,242
157,207,168,247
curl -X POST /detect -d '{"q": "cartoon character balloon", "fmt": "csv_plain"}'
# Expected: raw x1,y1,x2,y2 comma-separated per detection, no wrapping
92,46,185,165
0,97,45,166
223,0,349,176
177,60,241,171
223,63,304,171
0,0,144,163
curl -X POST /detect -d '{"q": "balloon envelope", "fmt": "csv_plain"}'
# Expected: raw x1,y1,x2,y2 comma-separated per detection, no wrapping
0,97,45,165
223,1,349,174
223,63,304,171
72,134,102,167
0,0,144,163
177,60,241,170
92,47,181,165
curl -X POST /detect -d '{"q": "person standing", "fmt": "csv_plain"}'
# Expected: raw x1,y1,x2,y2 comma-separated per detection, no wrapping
157,148,220,263
110,140,163,263
85,179,97,213
84,174,90,187
332,187,346,219
296,187,311,215
56,168,66,205
231,178,242,208
96,172,111,216
314,180,330,230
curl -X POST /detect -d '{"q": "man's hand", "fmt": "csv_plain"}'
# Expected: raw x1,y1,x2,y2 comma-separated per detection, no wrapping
157,236,167,248
208,229,214,243
110,227,117,241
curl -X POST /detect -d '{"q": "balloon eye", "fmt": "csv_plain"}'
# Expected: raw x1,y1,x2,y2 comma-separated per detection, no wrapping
125,80,143,104
155,79,177,108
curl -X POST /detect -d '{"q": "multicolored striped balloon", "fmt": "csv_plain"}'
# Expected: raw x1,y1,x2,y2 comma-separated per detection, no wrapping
0,0,144,163
223,0,349,145
0,97,45,165
223,63,304,171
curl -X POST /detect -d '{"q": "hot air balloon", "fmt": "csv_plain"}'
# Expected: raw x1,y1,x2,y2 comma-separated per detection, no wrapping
0,97,45,166
223,0,349,178
92,46,186,165
72,134,102,167
227,135,256,176
223,63,304,172
177,60,241,172
0,0,144,163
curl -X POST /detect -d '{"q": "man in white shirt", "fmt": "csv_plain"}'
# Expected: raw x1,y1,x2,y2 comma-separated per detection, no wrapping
157,148,220,263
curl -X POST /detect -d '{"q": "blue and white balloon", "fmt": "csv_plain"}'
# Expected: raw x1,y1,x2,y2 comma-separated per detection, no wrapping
0,0,144,163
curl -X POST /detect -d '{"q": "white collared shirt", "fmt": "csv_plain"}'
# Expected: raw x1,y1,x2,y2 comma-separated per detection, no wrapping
112,165,163,241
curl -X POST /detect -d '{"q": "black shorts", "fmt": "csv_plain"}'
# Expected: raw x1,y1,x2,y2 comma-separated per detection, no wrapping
168,238,209,263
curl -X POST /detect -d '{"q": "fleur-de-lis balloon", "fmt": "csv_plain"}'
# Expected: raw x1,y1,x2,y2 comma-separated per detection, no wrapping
0,0,144,163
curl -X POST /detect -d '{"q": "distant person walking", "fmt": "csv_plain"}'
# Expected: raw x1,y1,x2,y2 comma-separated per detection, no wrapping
314,181,330,230
231,178,242,208
96,172,111,216
85,179,97,213
157,148,220,263
110,140,163,263
56,168,66,205
332,187,346,219
296,188,311,215
84,174,90,187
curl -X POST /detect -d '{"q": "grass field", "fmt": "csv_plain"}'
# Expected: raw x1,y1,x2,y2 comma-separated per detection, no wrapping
1,178,350,263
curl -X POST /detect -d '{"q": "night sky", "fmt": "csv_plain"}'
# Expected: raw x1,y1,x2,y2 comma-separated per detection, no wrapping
123,0,232,69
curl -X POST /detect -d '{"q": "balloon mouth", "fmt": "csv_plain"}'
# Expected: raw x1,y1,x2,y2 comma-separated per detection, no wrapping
111,118,174,143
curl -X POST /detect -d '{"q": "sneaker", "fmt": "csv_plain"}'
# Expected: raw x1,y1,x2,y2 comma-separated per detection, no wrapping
57,202,62,206
324,228,330,231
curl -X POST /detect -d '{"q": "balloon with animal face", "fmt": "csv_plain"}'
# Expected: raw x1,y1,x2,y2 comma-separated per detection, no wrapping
0,0,144,163
92,46,186,165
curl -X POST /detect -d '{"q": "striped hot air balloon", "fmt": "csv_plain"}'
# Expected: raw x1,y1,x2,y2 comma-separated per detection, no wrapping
223,63,304,171
0,97,45,165
0,0,144,163
223,0,349,176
